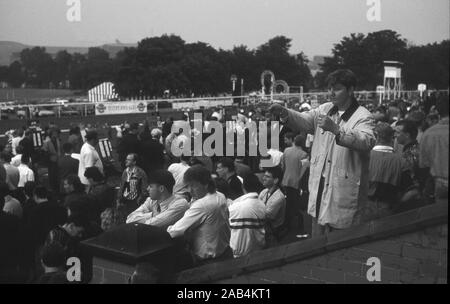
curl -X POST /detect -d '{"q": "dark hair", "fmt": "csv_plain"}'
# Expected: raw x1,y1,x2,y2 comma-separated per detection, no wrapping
284,132,295,141
24,181,37,197
62,142,73,154
85,130,98,142
264,166,283,182
66,211,90,229
84,166,104,182
21,154,30,164
396,120,418,140
148,170,176,193
40,243,66,268
64,175,85,193
214,177,230,198
127,153,138,162
0,182,10,198
374,122,395,144
180,154,191,163
243,174,264,193
375,106,387,114
184,165,215,193
33,185,48,199
69,126,80,135
0,151,11,162
294,134,307,149
326,69,357,91
217,157,235,172
15,145,24,154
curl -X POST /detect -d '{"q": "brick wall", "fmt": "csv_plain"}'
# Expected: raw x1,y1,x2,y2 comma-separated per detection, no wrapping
176,203,447,284
216,224,447,284
91,257,135,284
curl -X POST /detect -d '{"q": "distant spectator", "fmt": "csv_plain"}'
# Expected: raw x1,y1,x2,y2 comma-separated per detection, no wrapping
84,167,115,222
11,129,24,156
11,145,23,167
167,155,190,198
57,143,79,194
1,151,20,191
216,157,243,200
117,122,140,168
68,126,82,154
18,155,35,188
78,131,103,186
119,153,148,216
1,182,23,219
42,128,62,192
19,129,36,162
280,134,309,234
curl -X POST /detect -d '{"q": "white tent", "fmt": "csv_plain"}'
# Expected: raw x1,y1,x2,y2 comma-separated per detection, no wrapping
88,82,118,102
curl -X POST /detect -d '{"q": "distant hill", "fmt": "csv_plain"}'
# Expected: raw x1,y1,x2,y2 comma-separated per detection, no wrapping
0,41,137,66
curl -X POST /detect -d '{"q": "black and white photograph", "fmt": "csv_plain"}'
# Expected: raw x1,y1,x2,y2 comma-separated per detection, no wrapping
0,0,448,290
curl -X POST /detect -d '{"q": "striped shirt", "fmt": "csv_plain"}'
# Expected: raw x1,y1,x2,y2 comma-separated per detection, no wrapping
228,193,266,258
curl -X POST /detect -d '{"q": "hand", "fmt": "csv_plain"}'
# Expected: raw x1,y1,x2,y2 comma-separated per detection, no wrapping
318,114,339,135
268,103,288,120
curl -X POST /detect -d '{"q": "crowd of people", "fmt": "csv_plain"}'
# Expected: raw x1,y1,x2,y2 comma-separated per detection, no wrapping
0,69,448,283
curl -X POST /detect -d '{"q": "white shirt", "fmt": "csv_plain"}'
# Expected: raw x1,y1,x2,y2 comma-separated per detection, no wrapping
260,149,283,168
3,195,23,219
258,188,286,229
126,195,189,228
167,192,230,260
11,137,22,155
79,142,103,185
228,193,266,258
11,154,22,167
17,163,34,187
168,162,190,195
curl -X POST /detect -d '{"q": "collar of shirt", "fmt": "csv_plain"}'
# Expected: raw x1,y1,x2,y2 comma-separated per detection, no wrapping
373,145,394,153
153,195,177,211
234,192,258,203
402,140,418,152
327,97,359,122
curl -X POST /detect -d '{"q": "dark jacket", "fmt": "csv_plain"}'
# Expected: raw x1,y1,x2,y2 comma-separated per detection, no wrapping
87,182,115,219
26,200,67,249
117,133,140,167
138,139,165,174
58,155,79,181
227,174,244,200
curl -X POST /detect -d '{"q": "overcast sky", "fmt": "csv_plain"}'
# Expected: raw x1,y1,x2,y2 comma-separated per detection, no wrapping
0,0,448,57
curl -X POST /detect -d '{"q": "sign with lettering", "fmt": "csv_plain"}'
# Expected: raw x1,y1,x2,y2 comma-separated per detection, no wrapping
95,101,147,115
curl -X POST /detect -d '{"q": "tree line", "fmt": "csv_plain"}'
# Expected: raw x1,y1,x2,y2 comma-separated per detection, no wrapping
0,31,448,98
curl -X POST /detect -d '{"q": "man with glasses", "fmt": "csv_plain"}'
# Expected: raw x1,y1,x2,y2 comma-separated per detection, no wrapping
269,69,376,236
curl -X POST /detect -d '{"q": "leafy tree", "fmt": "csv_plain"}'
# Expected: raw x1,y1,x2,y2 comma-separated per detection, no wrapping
318,30,407,90
6,61,26,88
20,47,56,88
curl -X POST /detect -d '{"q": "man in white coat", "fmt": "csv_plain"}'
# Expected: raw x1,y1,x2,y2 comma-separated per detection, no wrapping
79,131,103,186
269,69,376,236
